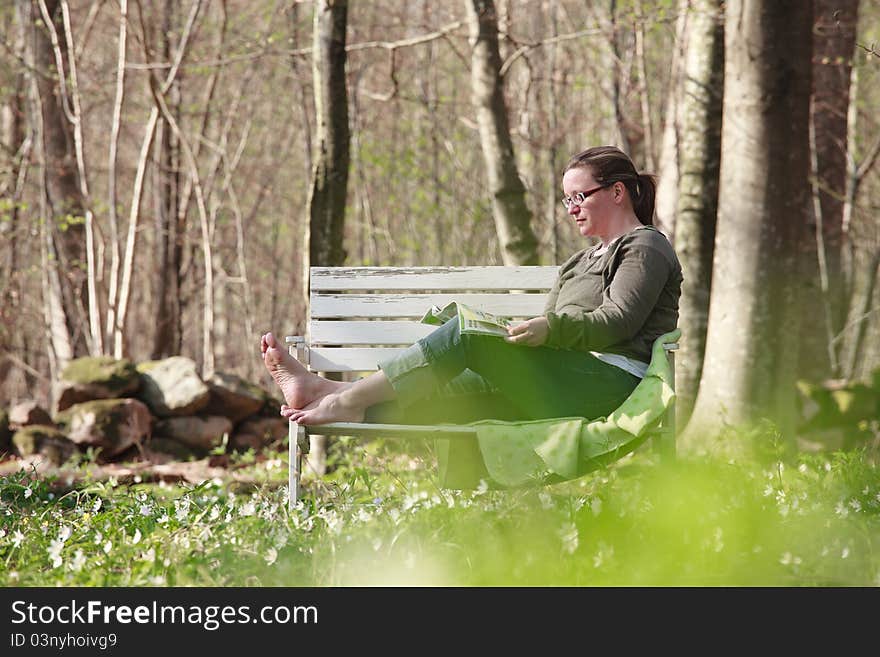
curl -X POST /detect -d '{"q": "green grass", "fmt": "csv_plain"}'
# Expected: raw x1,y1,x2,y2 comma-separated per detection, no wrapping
1,435,879,586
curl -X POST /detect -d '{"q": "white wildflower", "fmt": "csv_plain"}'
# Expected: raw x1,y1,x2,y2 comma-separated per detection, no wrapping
139,504,152,517
70,550,86,572
558,522,579,555
0,529,5,539
23,487,32,499
103,540,112,554
132,529,142,545
209,506,220,521
779,552,802,566
835,502,849,518
93,531,103,545
798,463,808,474
47,539,64,568
174,498,191,522
849,499,862,513
475,479,490,495
538,491,553,510
12,530,24,548
239,502,256,517
841,547,850,559
763,485,774,497
264,548,278,566
140,548,156,563
157,513,170,525
92,498,103,513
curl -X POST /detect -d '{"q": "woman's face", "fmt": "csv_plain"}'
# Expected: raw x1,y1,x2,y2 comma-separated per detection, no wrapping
561,166,612,239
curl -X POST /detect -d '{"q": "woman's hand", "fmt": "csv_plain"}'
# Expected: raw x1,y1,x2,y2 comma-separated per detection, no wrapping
505,316,549,347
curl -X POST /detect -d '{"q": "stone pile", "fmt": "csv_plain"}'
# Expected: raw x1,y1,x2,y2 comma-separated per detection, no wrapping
0,356,287,467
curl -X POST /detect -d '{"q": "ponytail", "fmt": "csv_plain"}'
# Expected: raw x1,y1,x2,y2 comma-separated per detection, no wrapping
632,173,656,226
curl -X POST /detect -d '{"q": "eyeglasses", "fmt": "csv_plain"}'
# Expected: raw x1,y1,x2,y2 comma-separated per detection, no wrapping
561,185,608,209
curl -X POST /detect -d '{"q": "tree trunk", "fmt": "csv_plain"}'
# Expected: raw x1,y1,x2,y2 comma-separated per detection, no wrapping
152,0,184,359
672,0,724,426
465,0,538,266
305,0,350,278
305,0,351,476
654,0,690,238
0,1,29,393
32,0,89,361
810,0,860,373
685,0,813,442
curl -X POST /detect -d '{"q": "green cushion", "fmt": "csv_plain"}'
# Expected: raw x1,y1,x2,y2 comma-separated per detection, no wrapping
437,329,680,488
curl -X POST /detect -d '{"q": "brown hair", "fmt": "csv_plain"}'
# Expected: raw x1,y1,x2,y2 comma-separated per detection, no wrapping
564,146,656,226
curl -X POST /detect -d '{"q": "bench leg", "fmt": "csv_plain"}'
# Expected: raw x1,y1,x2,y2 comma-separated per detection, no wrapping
652,400,676,464
289,422,305,509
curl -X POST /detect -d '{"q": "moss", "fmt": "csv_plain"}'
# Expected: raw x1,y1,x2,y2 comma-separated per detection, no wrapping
12,425,74,464
61,356,138,388
136,360,161,374
55,399,130,442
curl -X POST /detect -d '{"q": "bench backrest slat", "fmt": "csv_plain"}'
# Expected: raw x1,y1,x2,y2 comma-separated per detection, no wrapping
310,320,437,345
306,266,559,373
310,266,558,291
310,293,549,319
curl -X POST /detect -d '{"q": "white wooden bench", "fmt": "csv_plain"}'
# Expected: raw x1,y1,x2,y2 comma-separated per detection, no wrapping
285,266,677,507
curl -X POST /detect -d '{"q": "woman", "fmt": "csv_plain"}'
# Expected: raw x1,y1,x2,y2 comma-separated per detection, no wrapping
261,146,682,425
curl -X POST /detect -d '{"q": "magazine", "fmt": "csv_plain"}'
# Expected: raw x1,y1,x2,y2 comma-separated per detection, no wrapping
420,301,513,338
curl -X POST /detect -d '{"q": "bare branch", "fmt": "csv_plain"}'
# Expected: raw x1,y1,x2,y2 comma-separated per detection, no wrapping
855,42,879,58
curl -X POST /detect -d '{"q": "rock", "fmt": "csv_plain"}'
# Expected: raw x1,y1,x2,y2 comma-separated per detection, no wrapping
147,436,202,461
53,356,140,413
153,415,233,451
136,357,210,417
12,425,76,466
231,417,288,451
203,371,266,424
9,401,53,428
56,398,152,457
0,409,10,454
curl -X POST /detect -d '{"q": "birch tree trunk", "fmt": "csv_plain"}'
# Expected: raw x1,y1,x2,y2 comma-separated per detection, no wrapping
465,0,538,266
672,0,724,426
654,0,690,238
685,0,813,442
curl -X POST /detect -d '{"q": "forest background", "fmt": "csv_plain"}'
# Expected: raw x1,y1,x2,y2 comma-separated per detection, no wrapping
0,0,878,446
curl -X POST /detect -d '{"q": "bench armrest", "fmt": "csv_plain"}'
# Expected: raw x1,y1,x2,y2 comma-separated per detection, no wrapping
285,335,308,364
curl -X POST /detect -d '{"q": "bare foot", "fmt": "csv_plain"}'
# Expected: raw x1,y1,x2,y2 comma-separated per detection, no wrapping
260,332,344,409
288,390,366,426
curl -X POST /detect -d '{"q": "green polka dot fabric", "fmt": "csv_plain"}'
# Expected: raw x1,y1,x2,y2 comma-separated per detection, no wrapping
436,329,681,489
